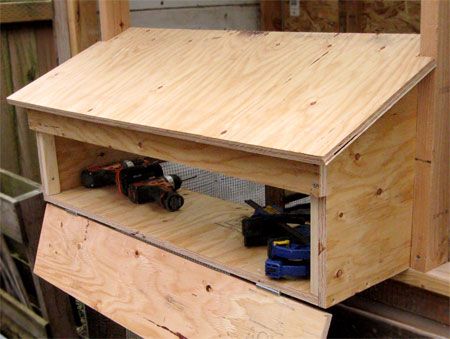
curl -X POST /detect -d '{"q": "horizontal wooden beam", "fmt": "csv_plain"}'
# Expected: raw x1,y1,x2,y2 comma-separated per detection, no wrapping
0,1,53,24
28,110,324,196
392,262,450,297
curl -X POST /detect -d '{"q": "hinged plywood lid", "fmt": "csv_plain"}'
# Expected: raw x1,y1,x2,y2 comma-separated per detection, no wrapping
8,28,434,164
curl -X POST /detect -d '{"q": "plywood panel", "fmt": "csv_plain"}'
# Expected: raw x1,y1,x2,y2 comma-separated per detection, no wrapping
54,137,139,192
323,89,417,307
8,28,433,164
45,186,316,304
35,204,331,337
28,111,323,196
282,0,339,32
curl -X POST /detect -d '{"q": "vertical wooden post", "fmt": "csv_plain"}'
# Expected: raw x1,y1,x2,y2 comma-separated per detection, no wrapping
53,0,71,63
260,0,282,31
36,132,60,196
98,0,130,41
412,0,449,271
67,0,99,55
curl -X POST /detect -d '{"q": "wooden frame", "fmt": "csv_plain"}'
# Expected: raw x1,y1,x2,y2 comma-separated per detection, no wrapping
4,0,449,335
26,84,418,308
411,0,449,272
258,0,449,275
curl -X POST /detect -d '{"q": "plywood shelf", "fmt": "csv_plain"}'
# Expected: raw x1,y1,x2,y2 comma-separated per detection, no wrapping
46,185,316,303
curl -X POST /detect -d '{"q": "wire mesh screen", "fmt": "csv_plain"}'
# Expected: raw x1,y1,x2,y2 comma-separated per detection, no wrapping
161,162,265,206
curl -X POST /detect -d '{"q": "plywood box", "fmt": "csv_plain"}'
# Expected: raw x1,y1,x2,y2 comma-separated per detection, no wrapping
8,28,434,336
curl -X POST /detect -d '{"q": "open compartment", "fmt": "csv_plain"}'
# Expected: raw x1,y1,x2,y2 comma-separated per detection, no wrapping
42,135,320,305
8,28,435,313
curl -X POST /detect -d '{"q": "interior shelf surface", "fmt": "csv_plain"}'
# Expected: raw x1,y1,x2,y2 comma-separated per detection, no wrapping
46,186,315,303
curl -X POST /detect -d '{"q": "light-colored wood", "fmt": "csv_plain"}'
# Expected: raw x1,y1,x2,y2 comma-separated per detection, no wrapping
54,137,140,192
98,0,130,41
35,133,60,195
67,0,99,56
0,0,53,24
53,0,71,63
35,204,331,338
28,111,323,196
393,262,450,297
310,195,325,297
411,0,449,272
323,88,417,307
8,28,434,165
45,186,316,304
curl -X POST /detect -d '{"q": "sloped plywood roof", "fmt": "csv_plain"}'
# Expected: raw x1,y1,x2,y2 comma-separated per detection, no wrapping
8,28,434,164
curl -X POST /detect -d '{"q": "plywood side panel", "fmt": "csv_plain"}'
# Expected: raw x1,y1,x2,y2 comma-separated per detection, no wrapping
324,88,417,307
28,111,323,196
54,137,138,192
35,205,331,338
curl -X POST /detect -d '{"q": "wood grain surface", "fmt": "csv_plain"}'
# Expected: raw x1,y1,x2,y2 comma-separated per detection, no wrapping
393,262,450,297
324,89,417,307
35,204,331,338
28,111,323,196
9,28,433,164
45,186,317,304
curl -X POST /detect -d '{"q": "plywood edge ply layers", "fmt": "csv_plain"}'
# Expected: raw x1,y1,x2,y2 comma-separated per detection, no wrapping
34,204,331,338
8,28,434,165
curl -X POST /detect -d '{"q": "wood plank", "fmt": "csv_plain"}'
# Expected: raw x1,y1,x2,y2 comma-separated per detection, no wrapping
131,4,259,30
0,169,41,244
35,204,331,338
361,279,450,326
67,0,99,55
7,26,41,182
323,88,417,307
0,235,31,308
393,262,450,297
53,0,72,63
0,30,20,175
8,28,434,165
260,0,282,31
45,185,316,304
0,0,53,24
54,137,141,192
411,0,449,272
28,111,323,196
0,289,48,338
35,133,60,195
130,0,259,10
98,0,130,41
